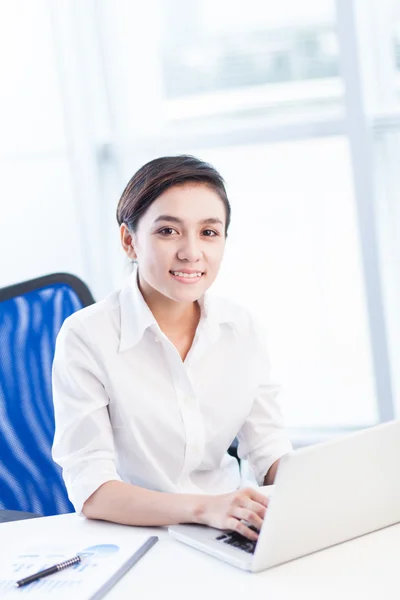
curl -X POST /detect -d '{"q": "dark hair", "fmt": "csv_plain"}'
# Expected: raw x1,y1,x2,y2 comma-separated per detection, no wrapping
116,155,231,235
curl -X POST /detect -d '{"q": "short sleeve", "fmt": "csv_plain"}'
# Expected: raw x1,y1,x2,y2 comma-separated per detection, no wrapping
236,315,292,484
52,316,122,515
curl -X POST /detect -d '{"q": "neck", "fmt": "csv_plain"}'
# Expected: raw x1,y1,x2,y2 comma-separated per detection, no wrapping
138,274,200,334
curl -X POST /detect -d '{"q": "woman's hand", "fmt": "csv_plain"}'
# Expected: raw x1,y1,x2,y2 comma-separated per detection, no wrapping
195,487,269,541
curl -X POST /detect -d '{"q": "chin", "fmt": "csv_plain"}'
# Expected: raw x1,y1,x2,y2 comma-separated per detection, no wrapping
168,285,206,304
173,290,204,304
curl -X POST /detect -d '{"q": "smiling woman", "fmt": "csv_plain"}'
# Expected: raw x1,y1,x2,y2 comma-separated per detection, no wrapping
120,184,226,306
52,155,292,543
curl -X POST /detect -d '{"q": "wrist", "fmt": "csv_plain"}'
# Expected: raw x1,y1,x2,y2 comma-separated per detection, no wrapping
190,493,209,525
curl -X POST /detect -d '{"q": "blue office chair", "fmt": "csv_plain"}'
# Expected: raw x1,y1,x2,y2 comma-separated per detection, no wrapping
0,273,94,521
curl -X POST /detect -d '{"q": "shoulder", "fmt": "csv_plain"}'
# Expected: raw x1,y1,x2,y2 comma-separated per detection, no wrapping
57,289,121,341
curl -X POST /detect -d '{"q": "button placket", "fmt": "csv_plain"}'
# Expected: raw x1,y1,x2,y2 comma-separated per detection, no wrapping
161,330,206,480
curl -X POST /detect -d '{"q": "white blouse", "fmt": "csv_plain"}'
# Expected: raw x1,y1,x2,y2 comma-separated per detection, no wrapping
52,272,292,514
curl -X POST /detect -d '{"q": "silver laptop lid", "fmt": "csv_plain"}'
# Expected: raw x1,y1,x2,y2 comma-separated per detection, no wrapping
253,420,400,571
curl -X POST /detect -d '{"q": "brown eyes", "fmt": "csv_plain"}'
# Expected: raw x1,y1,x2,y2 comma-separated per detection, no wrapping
157,228,218,237
158,228,176,236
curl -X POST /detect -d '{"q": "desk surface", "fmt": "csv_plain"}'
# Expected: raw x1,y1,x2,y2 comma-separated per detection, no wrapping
1,513,398,599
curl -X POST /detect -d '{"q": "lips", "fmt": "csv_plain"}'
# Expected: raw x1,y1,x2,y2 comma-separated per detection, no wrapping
169,270,205,282
169,270,205,276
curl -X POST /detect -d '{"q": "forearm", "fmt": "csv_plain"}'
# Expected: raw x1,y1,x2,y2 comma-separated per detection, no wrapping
82,480,205,526
263,458,280,486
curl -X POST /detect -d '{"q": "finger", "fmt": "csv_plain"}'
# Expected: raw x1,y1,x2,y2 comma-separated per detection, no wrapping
242,499,267,520
230,506,263,531
245,487,270,507
227,517,259,541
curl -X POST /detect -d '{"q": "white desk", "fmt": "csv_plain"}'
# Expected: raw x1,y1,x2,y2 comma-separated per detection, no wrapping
1,513,398,599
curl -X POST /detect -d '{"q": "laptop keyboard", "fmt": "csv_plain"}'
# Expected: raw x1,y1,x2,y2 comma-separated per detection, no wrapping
215,526,258,554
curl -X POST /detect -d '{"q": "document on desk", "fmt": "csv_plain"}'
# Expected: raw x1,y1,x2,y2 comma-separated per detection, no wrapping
0,534,152,599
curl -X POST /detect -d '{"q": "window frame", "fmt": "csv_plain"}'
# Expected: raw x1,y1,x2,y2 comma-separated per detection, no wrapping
50,0,400,433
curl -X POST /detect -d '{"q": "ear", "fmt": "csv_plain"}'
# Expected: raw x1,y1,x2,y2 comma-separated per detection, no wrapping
120,223,137,259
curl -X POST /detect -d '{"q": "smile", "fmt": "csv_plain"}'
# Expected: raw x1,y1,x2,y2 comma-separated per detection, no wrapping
169,270,204,283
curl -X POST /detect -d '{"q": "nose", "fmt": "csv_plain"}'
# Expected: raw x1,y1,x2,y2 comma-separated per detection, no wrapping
177,235,203,263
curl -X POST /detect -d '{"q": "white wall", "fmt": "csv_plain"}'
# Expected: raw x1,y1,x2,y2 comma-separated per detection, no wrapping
0,1,87,290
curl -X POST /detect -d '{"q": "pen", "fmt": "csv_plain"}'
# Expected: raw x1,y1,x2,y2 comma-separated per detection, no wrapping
15,555,81,588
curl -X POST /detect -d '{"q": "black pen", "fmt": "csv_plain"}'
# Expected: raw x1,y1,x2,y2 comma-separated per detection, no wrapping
15,555,81,588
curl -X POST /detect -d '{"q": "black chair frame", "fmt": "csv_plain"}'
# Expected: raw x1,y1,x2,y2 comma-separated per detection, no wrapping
0,272,94,306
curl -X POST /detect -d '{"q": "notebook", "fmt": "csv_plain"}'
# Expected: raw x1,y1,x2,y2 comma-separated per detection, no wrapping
0,534,156,599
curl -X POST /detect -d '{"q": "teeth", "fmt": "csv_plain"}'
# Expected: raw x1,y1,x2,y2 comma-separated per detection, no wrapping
171,271,202,278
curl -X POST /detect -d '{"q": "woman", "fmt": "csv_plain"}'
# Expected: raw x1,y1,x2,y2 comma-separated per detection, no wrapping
52,155,292,541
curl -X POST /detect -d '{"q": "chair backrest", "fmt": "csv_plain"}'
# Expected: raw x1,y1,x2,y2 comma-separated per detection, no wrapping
0,273,94,516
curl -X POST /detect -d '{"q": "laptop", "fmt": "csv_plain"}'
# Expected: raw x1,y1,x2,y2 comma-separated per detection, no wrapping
169,420,400,572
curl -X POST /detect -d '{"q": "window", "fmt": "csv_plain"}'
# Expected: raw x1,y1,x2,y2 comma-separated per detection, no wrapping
3,0,400,437
95,0,386,432
160,0,341,125
356,0,400,113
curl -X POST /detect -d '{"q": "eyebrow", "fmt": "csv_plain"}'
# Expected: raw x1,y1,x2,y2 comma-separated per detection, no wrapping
153,215,224,226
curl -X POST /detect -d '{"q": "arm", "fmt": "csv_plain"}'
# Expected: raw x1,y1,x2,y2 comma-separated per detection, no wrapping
83,480,203,525
263,458,280,486
83,480,269,542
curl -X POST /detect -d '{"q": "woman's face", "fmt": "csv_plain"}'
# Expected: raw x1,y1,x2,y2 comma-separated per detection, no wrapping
122,183,227,304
